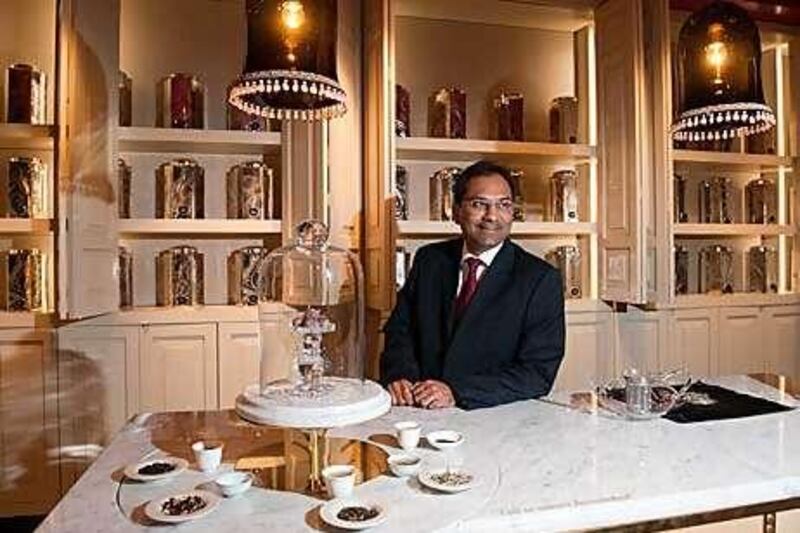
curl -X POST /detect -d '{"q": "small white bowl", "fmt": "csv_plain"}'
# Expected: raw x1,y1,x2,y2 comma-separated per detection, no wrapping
214,471,253,497
426,430,464,450
387,454,421,477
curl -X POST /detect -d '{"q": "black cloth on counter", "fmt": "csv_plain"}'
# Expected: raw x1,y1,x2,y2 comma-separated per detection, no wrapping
606,381,794,423
664,382,793,423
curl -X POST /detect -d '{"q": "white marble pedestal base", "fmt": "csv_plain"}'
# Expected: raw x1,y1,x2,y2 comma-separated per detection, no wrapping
235,377,391,428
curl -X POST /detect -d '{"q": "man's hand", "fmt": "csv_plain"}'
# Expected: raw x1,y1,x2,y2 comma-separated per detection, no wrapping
412,380,455,409
388,379,415,406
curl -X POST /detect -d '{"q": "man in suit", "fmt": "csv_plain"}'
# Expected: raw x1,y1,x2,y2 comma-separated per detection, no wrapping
380,160,565,410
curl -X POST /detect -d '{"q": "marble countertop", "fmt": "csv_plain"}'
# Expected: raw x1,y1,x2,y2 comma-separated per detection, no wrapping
38,375,800,532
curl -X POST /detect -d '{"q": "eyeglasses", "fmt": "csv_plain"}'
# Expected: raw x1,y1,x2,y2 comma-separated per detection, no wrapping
462,197,515,214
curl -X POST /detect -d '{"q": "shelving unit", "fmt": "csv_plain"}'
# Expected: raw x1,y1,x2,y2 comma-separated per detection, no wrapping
97,304,259,325
672,149,792,171
0,124,56,150
0,310,54,328
118,219,281,237
383,0,599,303
116,0,284,311
0,0,58,319
675,292,800,309
118,127,280,155
0,218,54,235
667,33,797,302
395,137,595,163
674,224,794,237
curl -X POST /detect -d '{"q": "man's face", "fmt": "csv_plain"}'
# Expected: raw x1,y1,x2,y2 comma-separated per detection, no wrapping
453,173,514,254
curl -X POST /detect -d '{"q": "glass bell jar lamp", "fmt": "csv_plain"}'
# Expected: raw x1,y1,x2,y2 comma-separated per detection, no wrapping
672,1,775,146
228,0,347,121
236,220,390,429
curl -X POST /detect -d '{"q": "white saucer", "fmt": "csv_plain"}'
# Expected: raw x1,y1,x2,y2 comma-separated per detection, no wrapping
144,490,220,524
418,468,478,493
124,457,188,483
425,430,464,450
319,498,387,530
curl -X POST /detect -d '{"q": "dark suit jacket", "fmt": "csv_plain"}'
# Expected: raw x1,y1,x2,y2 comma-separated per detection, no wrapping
380,238,565,410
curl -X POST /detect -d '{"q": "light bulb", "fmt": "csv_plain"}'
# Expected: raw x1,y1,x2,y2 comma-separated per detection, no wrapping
705,41,727,70
280,1,305,31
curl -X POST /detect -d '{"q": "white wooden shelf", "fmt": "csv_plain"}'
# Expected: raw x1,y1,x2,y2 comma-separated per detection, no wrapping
83,305,259,326
672,149,793,171
0,124,55,150
674,293,800,309
118,127,281,155
396,137,595,163
0,218,54,235
674,223,795,237
0,311,54,329
397,220,595,236
118,219,281,237
565,299,611,313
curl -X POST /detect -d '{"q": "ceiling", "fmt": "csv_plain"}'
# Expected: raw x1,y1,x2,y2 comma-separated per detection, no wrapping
669,0,800,26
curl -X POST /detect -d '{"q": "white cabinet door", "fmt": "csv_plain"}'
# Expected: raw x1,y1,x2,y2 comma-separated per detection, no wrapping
0,329,58,517
763,305,800,381
58,0,120,319
668,309,718,378
218,322,260,409
596,0,648,304
718,307,767,376
617,308,669,374
554,311,616,391
778,509,800,532
140,324,217,412
57,325,139,490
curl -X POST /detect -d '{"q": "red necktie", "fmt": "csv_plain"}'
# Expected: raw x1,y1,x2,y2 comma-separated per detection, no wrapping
454,257,483,320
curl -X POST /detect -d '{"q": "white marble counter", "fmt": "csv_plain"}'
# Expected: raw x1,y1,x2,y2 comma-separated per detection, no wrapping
38,376,800,532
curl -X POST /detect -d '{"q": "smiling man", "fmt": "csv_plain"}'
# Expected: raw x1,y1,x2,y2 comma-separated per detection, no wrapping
380,160,566,410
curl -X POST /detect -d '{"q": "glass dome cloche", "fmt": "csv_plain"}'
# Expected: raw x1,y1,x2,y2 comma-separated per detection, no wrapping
236,220,390,428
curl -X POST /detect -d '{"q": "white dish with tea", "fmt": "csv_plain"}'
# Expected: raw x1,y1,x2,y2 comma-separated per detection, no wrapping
319,498,387,530
144,489,221,523
124,457,188,483
425,430,464,450
418,468,478,493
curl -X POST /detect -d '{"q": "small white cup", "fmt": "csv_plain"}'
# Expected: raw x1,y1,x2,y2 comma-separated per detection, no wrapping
322,464,355,499
192,441,223,473
394,421,421,451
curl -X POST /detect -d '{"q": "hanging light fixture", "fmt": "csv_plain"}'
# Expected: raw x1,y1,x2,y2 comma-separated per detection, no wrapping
229,0,347,122
672,1,775,144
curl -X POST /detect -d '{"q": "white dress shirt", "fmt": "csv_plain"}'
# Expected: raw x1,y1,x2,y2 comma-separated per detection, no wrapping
456,241,504,295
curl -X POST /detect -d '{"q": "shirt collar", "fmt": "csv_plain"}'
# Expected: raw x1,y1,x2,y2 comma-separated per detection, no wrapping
461,240,504,268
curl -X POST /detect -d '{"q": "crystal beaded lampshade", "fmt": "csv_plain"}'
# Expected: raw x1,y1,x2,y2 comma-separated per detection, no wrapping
228,0,347,121
672,1,775,143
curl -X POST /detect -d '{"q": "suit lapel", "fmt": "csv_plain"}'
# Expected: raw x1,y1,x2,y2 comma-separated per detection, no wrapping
446,240,515,357
441,239,462,340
